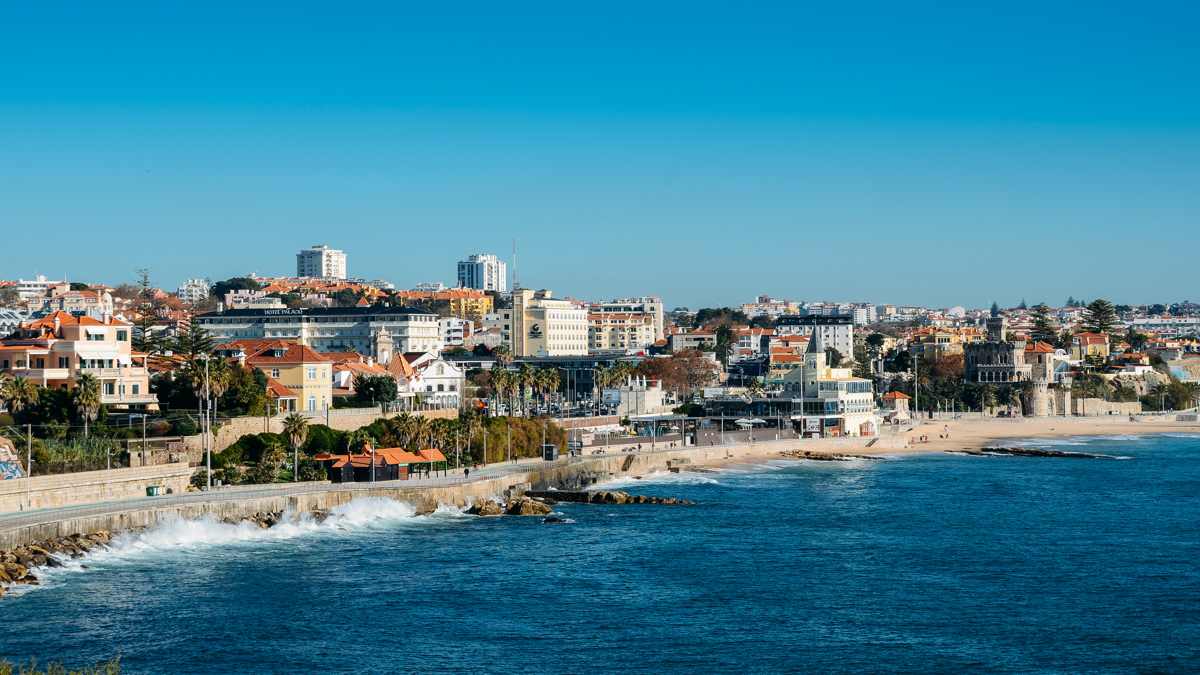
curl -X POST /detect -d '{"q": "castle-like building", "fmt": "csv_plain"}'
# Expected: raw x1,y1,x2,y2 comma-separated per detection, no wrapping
963,314,1069,416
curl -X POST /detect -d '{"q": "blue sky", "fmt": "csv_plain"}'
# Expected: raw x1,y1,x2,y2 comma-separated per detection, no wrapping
1,1,1197,309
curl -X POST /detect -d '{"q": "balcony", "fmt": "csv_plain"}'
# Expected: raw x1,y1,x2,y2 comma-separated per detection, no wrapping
8,367,71,381
101,392,158,405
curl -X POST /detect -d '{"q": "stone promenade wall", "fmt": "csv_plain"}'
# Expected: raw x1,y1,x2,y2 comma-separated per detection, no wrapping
0,463,192,514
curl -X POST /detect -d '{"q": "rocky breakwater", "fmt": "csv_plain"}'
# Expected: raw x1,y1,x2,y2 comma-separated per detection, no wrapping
0,531,113,598
779,449,883,462
955,447,1123,460
523,490,694,506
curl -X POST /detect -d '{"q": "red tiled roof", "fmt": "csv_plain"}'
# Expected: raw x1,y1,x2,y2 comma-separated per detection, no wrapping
882,391,911,400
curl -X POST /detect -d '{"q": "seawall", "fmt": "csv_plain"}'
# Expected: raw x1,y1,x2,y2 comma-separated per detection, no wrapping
0,435,906,551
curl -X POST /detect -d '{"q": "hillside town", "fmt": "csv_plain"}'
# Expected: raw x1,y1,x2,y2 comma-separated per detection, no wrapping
1,245,1199,488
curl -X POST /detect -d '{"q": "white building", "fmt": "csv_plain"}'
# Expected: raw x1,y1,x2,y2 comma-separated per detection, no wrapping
780,332,877,437
439,317,471,348
457,253,508,292
774,315,854,361
591,297,664,340
224,290,285,311
602,376,672,417
176,278,211,303
511,289,588,357
296,244,347,280
741,295,799,319
588,310,657,353
196,306,441,356
0,309,27,338
414,282,447,292
15,276,67,302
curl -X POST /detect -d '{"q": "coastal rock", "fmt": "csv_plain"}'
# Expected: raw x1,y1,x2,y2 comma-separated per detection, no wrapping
954,447,1119,460
467,500,504,516
779,449,881,462
506,498,553,516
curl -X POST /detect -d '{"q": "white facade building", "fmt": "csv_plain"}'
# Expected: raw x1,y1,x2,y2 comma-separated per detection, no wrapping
483,310,514,346
457,253,508,292
176,278,211,303
196,306,441,356
780,332,877,437
511,289,588,357
439,317,470,347
774,315,854,361
591,297,665,341
15,276,67,302
296,245,347,280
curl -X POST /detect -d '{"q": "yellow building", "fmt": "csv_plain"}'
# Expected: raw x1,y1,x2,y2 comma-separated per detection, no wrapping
218,339,333,413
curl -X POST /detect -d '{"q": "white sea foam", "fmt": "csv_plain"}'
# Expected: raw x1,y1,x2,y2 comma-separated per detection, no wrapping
589,470,720,490
13,497,457,592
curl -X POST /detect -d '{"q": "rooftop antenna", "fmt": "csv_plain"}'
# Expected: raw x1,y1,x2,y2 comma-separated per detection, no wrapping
512,238,519,290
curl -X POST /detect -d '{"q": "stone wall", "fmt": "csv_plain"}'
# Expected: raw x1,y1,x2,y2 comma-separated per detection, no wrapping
0,463,192,514
1072,398,1143,416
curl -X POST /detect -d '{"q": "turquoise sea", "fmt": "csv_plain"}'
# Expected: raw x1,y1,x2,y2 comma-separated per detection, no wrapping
4,434,1200,673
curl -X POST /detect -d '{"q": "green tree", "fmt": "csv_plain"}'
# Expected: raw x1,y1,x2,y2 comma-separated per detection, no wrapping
131,268,162,354
209,276,261,302
826,347,844,368
248,438,287,483
1030,304,1058,344
714,323,735,365
353,374,398,406
74,373,102,438
174,319,214,361
1082,298,1119,334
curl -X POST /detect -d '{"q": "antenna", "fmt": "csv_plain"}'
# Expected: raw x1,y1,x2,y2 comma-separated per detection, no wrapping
512,238,519,290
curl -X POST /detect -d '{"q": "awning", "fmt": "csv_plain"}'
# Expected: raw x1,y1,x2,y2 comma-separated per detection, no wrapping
72,344,119,359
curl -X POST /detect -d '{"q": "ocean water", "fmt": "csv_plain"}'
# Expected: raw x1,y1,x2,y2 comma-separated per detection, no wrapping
4,434,1200,673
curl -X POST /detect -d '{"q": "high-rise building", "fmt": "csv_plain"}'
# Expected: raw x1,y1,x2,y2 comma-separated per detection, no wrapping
456,253,507,292
296,245,347,280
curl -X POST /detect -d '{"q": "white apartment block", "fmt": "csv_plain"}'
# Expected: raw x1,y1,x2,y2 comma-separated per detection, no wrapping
588,311,657,353
511,289,588,357
296,244,347,280
457,253,508,292
196,306,441,356
15,275,67,302
439,317,471,347
176,278,211,303
774,315,854,360
741,295,799,319
591,296,664,340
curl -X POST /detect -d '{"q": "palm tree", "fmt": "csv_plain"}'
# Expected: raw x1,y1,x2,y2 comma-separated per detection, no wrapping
517,364,534,417
489,364,510,415
410,415,433,449
345,428,372,454
492,344,513,366
206,357,232,423
282,413,308,482
539,368,561,410
74,373,102,438
1,375,39,418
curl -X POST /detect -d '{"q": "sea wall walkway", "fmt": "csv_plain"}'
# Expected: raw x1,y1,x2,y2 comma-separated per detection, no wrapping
0,434,903,550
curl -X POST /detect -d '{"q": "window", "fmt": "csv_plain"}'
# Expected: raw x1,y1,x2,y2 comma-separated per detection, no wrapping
59,357,69,368
132,384,140,395
306,367,317,380
271,368,280,378
117,330,128,341
104,383,115,395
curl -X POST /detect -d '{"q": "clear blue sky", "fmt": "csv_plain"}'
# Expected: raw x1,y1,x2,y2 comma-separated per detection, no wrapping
2,1,1197,309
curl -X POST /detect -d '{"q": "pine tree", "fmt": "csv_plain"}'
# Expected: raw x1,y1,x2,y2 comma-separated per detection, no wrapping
1030,304,1058,344
1082,298,1119,334
132,268,160,354
1018,299,1027,310
990,301,1000,317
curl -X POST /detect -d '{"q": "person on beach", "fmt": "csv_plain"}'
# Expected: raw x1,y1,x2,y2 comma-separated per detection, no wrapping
464,468,470,479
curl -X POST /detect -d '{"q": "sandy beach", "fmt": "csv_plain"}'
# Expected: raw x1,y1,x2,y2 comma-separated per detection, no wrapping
686,414,1200,468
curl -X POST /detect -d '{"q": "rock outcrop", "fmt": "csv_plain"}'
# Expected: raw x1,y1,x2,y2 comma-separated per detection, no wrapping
0,531,114,595
467,499,505,516
778,449,882,462
505,498,553,516
524,490,693,506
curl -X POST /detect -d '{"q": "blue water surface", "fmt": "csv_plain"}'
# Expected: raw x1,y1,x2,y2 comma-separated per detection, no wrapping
4,434,1200,673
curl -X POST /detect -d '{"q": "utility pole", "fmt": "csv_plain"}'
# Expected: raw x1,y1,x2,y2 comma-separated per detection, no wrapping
205,358,212,491
142,414,147,468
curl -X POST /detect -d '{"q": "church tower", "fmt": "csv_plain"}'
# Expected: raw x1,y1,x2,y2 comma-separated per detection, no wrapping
372,327,394,365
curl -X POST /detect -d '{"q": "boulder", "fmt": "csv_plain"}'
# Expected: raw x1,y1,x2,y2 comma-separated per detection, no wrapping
506,498,553,516
467,500,504,516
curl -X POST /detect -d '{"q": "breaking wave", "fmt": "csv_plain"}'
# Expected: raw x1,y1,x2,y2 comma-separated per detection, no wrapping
18,497,462,593
590,471,720,490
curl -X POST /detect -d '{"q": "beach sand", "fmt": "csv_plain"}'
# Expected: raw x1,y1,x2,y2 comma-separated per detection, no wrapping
686,414,1200,468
